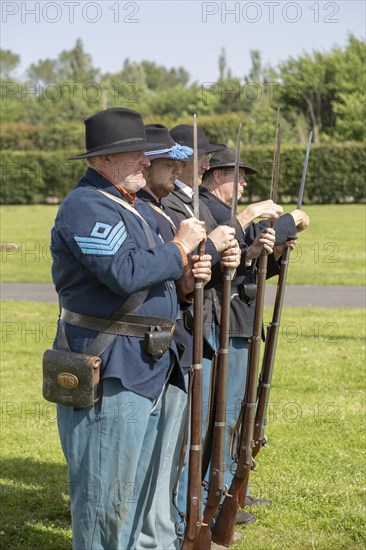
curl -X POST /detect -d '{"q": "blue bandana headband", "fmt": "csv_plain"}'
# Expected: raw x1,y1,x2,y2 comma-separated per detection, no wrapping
145,143,193,160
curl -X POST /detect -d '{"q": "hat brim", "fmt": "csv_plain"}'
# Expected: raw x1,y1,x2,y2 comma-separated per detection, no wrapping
145,152,193,163
204,143,227,154
209,162,257,175
67,140,166,160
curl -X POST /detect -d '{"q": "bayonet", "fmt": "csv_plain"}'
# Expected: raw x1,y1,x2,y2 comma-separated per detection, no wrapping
297,131,313,209
271,109,281,205
193,114,200,219
230,123,242,227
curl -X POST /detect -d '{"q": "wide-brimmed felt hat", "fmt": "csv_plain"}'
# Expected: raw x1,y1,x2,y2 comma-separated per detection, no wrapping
68,108,165,160
170,125,226,158
144,124,193,162
206,147,257,175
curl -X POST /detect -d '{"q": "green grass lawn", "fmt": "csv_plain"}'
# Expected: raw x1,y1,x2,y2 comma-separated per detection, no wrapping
1,204,365,285
1,205,58,284
1,301,365,549
248,204,366,285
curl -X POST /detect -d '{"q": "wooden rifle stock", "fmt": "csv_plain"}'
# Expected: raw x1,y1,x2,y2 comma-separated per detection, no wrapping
192,266,233,550
212,250,268,547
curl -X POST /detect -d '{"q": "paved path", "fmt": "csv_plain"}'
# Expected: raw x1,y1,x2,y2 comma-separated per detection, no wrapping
1,283,365,308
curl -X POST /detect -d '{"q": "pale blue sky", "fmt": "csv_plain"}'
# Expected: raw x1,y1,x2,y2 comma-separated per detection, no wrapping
1,0,365,83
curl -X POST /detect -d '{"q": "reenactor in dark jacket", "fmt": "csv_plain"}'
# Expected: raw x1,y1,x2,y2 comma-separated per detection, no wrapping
200,146,310,515
136,124,240,548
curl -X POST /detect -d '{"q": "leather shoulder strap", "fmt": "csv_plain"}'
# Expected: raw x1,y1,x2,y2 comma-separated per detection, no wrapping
97,189,157,248
147,201,178,231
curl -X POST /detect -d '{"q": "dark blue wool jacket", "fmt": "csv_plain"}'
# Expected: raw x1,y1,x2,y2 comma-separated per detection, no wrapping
51,168,185,399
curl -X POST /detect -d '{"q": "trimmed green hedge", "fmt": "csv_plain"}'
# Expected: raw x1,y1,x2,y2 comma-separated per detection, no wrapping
242,142,365,204
0,152,85,204
0,112,285,150
1,143,365,204
1,122,84,152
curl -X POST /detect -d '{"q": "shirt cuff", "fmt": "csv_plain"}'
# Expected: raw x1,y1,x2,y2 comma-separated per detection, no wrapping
172,241,189,267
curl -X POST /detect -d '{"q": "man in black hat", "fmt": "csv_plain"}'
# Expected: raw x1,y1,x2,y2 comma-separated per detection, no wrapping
134,123,241,549
162,124,245,379
200,146,310,512
51,108,209,549
202,147,309,237
161,124,226,219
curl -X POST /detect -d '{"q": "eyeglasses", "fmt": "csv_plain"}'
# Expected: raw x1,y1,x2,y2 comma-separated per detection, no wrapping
205,153,212,161
223,168,246,179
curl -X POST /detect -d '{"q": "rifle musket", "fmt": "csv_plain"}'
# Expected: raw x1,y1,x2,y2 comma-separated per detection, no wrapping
195,123,244,550
182,113,205,550
246,129,312,537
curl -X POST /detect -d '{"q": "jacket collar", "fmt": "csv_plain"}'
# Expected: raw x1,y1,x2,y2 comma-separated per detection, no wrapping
81,168,137,204
81,168,123,199
172,182,193,204
137,187,161,206
199,186,230,210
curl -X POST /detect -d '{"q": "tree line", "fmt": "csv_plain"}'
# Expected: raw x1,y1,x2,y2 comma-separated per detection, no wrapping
1,35,365,146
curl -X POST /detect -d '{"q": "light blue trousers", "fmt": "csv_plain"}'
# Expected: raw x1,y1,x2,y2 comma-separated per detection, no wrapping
136,377,189,549
57,378,173,550
202,334,249,491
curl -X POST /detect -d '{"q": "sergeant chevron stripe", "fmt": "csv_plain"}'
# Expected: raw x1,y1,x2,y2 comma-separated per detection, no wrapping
74,221,127,255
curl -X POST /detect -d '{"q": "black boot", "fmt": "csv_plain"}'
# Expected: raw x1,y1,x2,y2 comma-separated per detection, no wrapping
236,510,256,524
244,495,272,507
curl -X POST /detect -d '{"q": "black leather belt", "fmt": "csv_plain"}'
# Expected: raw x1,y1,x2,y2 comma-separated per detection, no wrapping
61,308,175,337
